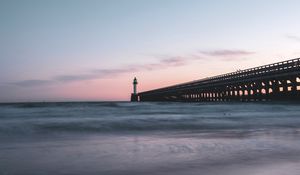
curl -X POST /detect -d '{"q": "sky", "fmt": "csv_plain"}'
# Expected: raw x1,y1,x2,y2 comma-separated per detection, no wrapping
1,0,300,102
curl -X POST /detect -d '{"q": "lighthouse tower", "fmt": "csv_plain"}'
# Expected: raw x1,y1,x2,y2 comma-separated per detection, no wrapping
133,77,138,95
131,77,139,102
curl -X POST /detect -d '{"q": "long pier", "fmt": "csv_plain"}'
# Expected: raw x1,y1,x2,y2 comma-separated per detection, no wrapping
137,58,300,102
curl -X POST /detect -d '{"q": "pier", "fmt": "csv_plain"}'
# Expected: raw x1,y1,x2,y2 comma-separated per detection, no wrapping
134,58,300,102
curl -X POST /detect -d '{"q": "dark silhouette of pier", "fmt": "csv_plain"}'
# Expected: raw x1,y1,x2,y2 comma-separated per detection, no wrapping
135,58,300,102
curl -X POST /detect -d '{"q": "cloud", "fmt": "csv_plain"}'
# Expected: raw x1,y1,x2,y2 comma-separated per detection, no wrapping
200,49,254,57
54,74,94,82
160,57,187,66
286,35,300,42
56,57,189,83
11,56,190,86
12,80,53,87
139,56,188,71
55,68,137,82
11,49,253,87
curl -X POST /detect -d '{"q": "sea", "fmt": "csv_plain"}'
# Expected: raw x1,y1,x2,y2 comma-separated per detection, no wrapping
1,102,300,175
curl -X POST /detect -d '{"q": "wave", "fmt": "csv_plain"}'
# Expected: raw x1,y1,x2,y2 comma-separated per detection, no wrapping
1,102,300,136
1,115,300,136
0,102,121,108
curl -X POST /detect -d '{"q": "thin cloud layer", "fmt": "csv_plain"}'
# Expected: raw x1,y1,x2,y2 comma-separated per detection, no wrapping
200,49,255,57
11,49,254,87
139,56,188,71
286,35,300,42
13,80,53,87
55,68,136,82
12,56,190,86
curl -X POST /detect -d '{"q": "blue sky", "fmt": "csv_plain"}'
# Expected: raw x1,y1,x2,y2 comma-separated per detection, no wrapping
1,0,300,102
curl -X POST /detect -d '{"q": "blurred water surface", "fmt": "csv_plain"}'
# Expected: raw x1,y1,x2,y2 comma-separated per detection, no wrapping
1,102,300,175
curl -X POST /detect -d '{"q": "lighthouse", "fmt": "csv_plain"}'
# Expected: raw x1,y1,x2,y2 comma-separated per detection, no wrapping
133,77,138,94
131,77,139,102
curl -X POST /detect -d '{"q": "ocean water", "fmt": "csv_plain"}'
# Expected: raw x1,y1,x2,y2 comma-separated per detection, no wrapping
1,102,300,175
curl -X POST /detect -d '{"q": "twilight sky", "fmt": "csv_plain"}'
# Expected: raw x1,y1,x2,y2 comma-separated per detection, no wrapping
1,0,300,102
